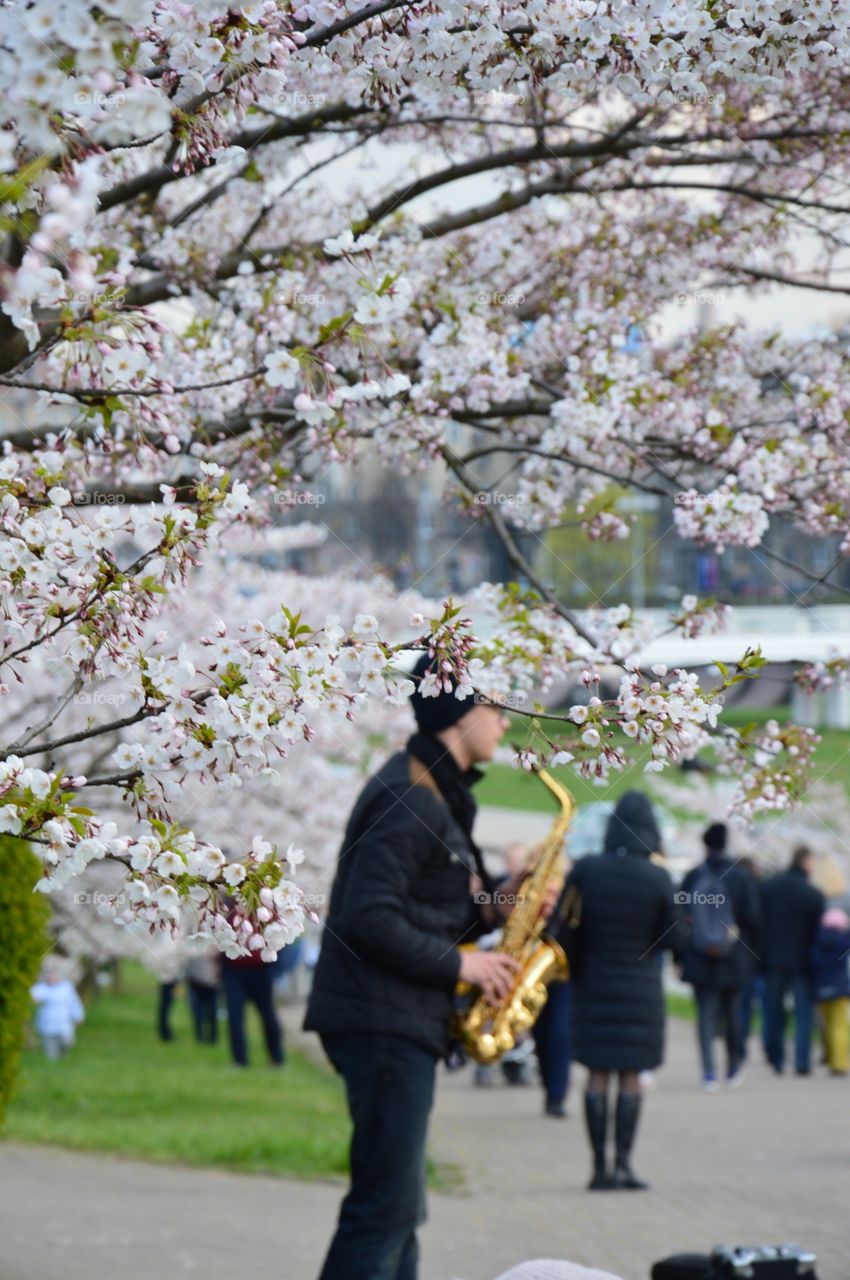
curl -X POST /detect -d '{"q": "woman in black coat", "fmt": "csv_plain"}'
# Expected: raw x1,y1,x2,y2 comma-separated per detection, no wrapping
556,791,680,1191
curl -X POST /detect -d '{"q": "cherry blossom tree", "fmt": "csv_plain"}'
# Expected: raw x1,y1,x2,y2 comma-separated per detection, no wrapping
3,0,850,956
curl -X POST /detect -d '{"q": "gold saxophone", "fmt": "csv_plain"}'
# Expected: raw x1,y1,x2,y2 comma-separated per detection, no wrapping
453,768,575,1064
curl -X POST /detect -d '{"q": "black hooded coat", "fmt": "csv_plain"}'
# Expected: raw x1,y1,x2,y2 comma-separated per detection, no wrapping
555,792,681,1071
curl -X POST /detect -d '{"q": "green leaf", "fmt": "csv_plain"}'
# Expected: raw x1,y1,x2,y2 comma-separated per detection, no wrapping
317,310,353,343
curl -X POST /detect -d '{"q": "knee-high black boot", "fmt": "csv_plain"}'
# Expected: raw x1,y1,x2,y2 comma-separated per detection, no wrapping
610,1091,649,1190
583,1091,610,1190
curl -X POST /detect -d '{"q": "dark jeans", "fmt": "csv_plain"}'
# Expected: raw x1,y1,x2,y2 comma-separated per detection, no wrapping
532,979,573,1105
739,974,767,1062
188,981,218,1045
763,969,814,1073
158,981,177,1042
695,985,741,1079
318,1032,437,1280
222,963,283,1066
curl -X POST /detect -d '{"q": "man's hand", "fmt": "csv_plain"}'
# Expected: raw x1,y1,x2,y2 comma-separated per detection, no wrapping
458,950,520,1001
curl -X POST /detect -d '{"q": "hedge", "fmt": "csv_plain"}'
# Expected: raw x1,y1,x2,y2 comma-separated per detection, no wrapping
0,838,51,1123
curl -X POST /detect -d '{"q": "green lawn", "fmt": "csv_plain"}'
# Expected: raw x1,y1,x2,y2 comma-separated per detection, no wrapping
3,964,351,1180
477,752,653,811
666,992,696,1022
3,959,710,1182
477,706,850,815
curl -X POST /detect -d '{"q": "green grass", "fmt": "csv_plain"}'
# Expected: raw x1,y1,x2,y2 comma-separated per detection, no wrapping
478,753,653,811
3,964,351,1180
477,706,850,815
666,992,695,1021
0,964,737,1183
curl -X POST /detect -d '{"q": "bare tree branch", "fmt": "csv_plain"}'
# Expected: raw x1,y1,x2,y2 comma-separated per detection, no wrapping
441,446,601,647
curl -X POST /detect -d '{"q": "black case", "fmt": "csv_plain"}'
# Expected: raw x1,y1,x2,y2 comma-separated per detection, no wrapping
712,1245,818,1279
651,1245,818,1280
651,1254,716,1280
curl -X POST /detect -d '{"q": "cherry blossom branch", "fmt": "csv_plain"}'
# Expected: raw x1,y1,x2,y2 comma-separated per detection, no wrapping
3,705,158,762
458,442,671,499
6,673,88,755
441,447,600,648
98,100,378,212
731,266,850,293
0,368,265,398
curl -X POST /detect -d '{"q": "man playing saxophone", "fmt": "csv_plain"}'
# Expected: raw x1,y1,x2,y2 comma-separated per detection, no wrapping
304,654,524,1280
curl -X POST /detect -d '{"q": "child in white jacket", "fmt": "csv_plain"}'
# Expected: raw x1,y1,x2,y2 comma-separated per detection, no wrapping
31,963,85,1058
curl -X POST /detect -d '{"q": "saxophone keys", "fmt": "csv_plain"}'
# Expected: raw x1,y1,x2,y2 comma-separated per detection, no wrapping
523,982,549,1016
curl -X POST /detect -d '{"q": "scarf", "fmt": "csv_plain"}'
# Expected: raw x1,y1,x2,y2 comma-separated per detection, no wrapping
406,731,494,893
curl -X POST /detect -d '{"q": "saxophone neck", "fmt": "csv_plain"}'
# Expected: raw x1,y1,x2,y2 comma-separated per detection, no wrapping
535,767,575,832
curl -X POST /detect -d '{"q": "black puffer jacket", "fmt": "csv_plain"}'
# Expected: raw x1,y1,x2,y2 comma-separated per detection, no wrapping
303,749,481,1057
557,844,680,1072
760,866,825,974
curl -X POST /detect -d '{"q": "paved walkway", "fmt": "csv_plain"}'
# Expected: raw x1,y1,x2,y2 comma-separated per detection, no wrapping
0,1015,845,1280
475,805,554,850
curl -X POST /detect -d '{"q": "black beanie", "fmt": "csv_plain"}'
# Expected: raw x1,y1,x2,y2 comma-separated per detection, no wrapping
703,822,727,851
408,653,476,734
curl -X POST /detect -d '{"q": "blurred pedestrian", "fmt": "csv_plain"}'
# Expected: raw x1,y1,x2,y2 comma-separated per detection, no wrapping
735,856,766,1064
185,946,220,1045
679,823,760,1091
222,950,284,1067
30,959,84,1059
530,844,573,1118
532,975,573,1117
810,906,850,1076
554,792,681,1191
760,845,825,1075
272,936,304,1002
154,947,184,1044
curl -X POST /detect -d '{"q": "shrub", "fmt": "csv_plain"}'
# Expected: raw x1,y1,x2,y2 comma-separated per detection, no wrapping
0,838,51,1123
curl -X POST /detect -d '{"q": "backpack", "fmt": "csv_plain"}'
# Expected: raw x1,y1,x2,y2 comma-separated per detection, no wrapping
689,863,738,958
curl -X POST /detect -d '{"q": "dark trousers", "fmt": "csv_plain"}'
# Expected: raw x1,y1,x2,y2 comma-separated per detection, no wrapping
188,981,218,1045
739,974,767,1061
764,969,814,1073
158,981,177,1042
532,979,573,1105
695,985,741,1079
318,1032,437,1280
222,964,283,1066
